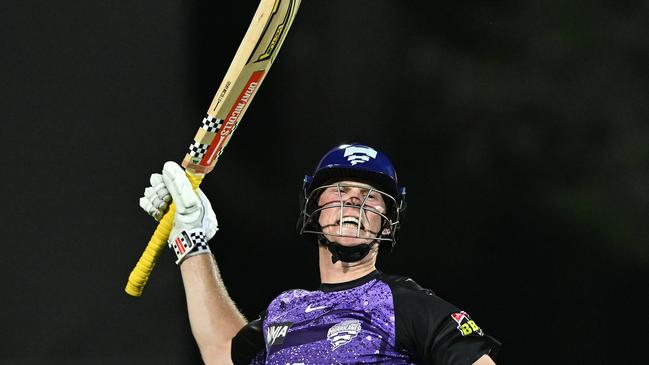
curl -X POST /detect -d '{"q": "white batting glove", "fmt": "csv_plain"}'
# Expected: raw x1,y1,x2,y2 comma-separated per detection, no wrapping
139,161,218,264
139,173,172,221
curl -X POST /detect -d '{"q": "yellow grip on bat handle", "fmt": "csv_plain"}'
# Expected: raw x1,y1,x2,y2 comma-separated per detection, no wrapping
125,171,204,297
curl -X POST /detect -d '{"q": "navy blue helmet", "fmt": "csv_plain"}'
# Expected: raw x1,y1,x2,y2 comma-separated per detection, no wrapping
298,144,406,259
303,143,406,209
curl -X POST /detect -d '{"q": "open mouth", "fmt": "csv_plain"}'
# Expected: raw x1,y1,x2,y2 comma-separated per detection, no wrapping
337,216,365,231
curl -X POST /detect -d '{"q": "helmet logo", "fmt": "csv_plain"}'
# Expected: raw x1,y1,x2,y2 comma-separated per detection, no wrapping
343,146,377,165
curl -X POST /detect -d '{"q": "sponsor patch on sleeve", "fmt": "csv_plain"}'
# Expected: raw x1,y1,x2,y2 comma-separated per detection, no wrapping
450,311,484,337
266,322,293,347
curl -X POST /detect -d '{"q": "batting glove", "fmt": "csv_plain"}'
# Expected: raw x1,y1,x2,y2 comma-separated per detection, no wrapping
139,173,172,221
139,161,218,264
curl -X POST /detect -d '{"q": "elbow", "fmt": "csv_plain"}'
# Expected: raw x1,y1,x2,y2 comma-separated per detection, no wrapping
197,339,234,365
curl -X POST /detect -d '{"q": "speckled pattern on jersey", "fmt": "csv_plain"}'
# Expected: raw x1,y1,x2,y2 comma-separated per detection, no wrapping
261,277,413,365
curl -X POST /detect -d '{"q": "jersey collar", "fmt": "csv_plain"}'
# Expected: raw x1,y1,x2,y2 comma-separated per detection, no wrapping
319,270,381,292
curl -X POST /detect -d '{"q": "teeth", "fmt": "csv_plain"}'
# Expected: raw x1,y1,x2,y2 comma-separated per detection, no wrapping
340,216,361,228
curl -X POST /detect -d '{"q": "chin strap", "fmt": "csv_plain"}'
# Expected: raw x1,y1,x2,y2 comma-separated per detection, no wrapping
317,235,378,264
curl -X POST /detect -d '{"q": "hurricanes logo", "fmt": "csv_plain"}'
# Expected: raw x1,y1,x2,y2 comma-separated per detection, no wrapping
343,146,377,165
266,322,292,347
327,319,361,350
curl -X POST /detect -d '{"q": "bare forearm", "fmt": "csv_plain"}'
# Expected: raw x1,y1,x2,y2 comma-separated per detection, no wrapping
180,253,247,364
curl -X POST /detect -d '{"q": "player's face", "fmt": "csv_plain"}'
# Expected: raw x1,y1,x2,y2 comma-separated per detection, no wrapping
317,180,387,246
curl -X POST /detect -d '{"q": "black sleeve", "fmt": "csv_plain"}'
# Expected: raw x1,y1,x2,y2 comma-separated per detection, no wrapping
428,314,500,365
385,275,500,365
231,317,266,365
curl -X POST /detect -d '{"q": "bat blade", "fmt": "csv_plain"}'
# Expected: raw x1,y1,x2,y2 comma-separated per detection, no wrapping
125,0,302,297
183,0,301,175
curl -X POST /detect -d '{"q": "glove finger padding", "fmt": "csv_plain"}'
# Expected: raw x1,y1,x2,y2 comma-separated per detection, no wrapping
144,186,169,211
140,194,165,221
150,173,171,203
140,178,170,221
139,196,160,220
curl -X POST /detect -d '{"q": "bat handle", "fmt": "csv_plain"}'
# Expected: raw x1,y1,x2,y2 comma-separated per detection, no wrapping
125,171,204,297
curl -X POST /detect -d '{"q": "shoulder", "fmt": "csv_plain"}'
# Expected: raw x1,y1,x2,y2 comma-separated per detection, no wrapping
379,273,459,315
232,317,265,365
232,288,313,365
272,288,311,301
266,288,312,310
379,273,501,364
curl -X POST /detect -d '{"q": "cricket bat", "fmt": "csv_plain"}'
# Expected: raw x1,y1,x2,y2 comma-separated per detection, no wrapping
125,0,302,297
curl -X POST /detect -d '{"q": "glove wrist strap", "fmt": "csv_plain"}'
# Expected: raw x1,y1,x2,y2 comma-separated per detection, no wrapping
169,228,211,264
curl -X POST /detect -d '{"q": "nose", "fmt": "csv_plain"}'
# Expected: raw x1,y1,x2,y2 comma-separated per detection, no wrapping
342,187,364,205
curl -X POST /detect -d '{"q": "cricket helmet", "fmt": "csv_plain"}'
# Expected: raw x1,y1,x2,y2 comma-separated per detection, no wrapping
298,143,406,262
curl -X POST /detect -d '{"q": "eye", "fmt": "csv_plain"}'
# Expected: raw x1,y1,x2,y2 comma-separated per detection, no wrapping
361,189,378,200
324,186,340,194
321,186,346,201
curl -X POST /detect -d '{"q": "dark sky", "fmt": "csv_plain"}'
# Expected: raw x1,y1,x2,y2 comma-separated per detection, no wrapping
2,1,648,364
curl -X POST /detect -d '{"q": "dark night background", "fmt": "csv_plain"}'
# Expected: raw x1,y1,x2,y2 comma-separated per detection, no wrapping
2,1,648,364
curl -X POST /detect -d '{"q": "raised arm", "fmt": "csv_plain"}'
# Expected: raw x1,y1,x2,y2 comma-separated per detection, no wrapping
181,254,247,365
140,161,247,364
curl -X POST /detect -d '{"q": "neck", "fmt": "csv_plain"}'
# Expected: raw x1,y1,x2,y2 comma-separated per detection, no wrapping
318,244,378,284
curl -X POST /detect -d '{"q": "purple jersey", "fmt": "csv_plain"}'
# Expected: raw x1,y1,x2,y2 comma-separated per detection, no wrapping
231,271,499,365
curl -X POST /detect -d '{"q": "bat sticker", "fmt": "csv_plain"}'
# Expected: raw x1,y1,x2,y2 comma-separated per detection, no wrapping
200,70,265,166
188,142,210,158
201,115,224,133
